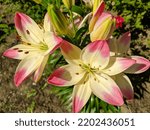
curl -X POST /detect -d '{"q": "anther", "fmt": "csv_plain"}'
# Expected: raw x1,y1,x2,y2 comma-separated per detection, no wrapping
26,30,30,35
27,43,31,45
75,73,79,75
24,51,29,54
18,50,23,52
13,48,18,50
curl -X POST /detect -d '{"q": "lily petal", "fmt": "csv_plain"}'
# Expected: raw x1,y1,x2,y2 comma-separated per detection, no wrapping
34,54,49,82
125,56,150,74
47,65,85,86
44,32,62,53
118,32,131,53
15,12,43,44
3,44,39,59
44,13,53,32
60,40,81,64
103,57,136,75
81,40,110,69
72,80,92,113
14,54,43,87
108,37,117,56
113,74,134,99
90,73,124,106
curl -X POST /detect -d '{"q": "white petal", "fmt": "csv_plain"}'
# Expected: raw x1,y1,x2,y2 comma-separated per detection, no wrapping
3,44,40,59
44,13,53,32
14,54,44,87
90,73,124,106
34,54,49,82
44,32,62,53
60,40,82,65
81,40,110,69
15,12,43,44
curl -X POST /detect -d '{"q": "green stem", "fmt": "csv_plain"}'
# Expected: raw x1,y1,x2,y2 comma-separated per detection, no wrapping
69,10,76,33
80,0,83,6
53,55,63,68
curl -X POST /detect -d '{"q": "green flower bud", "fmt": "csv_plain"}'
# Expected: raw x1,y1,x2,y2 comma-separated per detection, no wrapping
62,0,75,9
48,4,73,37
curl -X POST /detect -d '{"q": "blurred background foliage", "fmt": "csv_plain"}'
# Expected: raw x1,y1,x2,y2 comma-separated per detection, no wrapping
0,0,149,112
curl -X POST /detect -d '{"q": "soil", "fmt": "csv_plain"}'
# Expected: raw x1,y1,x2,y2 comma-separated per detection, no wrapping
0,1,150,113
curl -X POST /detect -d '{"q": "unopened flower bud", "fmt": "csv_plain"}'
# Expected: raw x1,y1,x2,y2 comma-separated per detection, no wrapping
62,0,75,9
90,12,116,41
48,4,73,37
93,0,103,14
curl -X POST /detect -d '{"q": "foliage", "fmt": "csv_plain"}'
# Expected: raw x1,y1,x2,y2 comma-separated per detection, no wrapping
105,0,150,38
0,0,46,44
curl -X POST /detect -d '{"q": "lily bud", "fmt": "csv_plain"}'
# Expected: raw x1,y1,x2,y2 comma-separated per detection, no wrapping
89,1,124,41
48,4,73,37
32,0,42,4
90,12,116,41
89,1,105,33
62,0,75,9
93,0,103,14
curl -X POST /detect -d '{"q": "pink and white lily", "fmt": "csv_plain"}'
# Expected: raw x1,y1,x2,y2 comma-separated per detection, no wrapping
48,40,136,112
108,32,150,99
3,12,62,87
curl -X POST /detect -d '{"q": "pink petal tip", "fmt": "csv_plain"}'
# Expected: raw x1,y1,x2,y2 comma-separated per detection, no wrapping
72,96,84,113
14,69,26,87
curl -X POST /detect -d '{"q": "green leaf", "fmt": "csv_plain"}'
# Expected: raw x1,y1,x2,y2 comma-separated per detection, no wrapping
71,5,84,16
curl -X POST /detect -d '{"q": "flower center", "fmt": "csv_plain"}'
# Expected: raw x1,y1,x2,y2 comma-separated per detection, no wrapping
39,43,49,51
78,63,100,84
80,63,97,74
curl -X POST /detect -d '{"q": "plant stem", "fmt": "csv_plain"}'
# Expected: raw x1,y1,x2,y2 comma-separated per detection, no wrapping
69,10,76,33
53,55,63,68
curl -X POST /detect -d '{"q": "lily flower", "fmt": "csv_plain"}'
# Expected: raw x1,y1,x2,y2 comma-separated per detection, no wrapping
3,12,63,87
48,40,136,112
108,32,150,99
89,1,124,41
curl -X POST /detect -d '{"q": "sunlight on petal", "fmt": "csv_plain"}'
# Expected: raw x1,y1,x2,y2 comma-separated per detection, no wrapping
81,40,110,69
